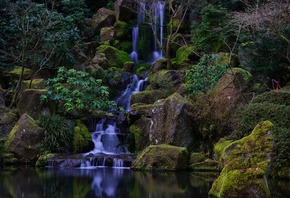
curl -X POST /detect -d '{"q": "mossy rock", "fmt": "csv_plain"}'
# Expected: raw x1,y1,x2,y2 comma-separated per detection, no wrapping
189,159,220,171
124,61,135,72
129,103,153,118
114,20,129,39
176,46,199,63
22,78,46,90
73,119,94,153
8,66,33,80
35,153,55,167
149,93,196,149
213,138,233,161
0,111,19,125
129,117,151,152
131,144,189,171
0,84,5,108
100,27,115,43
5,113,44,161
217,52,237,67
17,89,47,120
209,121,274,198
95,45,131,68
130,89,169,105
119,41,133,53
150,58,167,73
138,23,154,61
189,153,206,165
90,8,116,34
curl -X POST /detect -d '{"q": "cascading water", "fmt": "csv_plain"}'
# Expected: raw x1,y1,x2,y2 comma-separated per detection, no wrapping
129,2,146,64
151,1,165,63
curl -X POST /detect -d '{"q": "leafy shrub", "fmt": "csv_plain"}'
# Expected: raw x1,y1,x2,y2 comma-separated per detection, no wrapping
252,91,290,106
39,114,74,153
41,67,116,114
184,54,229,96
191,4,229,51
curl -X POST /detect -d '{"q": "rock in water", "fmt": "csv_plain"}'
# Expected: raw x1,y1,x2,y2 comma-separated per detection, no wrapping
131,144,189,171
5,113,44,162
209,121,274,198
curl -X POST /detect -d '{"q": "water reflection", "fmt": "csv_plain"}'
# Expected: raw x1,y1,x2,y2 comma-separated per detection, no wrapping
0,167,217,198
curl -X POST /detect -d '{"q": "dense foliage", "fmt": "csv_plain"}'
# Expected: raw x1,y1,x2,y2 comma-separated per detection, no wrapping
41,67,116,114
38,114,74,153
184,54,229,96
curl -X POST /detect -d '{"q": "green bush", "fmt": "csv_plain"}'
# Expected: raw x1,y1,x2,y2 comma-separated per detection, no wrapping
39,114,74,153
41,67,116,114
184,54,229,96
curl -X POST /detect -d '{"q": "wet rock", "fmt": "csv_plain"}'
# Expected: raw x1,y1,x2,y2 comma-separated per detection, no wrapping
115,0,136,21
213,138,233,161
189,159,219,171
73,119,94,153
100,26,115,43
114,20,129,39
151,58,167,73
189,153,206,165
129,117,151,152
131,144,189,171
209,121,274,198
5,113,44,162
149,93,196,149
129,103,152,123
90,8,116,34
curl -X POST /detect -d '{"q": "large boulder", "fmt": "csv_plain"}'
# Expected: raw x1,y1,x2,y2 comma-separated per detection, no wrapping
21,78,46,90
150,58,167,73
209,121,274,198
91,53,109,69
100,27,115,43
115,0,136,21
138,23,154,61
90,8,116,34
149,93,196,148
131,144,189,171
5,113,44,161
95,45,131,68
213,138,233,161
176,45,199,63
8,66,33,80
130,90,169,105
129,117,151,152
17,89,48,120
114,20,129,39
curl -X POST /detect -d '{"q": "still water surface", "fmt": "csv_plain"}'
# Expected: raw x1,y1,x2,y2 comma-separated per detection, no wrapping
0,167,215,198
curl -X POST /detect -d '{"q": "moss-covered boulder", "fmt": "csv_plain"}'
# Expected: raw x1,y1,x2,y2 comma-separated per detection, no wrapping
5,113,44,161
21,78,46,90
91,52,109,70
217,52,237,67
149,93,195,148
124,61,135,72
129,103,152,119
90,8,116,34
176,46,199,63
100,27,115,43
208,121,274,198
130,90,168,105
138,23,154,61
189,153,206,165
131,144,189,171
0,111,19,125
114,20,129,39
119,41,133,53
213,138,233,162
35,153,55,167
95,45,131,68
73,120,94,153
8,66,33,80
150,58,167,73
129,117,151,152
17,89,47,120
189,159,220,171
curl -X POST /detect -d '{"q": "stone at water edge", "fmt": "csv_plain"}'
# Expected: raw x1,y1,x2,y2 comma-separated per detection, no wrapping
131,144,189,171
129,117,151,152
208,121,274,198
73,119,94,153
5,113,45,162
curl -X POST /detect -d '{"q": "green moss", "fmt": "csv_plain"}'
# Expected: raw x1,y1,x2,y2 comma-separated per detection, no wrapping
119,41,133,53
114,20,128,39
22,78,46,89
252,91,290,105
35,153,55,167
0,111,18,125
189,153,206,165
96,45,131,68
9,66,33,80
138,23,154,61
189,159,219,171
176,46,196,63
73,120,93,153
100,27,114,43
213,138,233,161
130,124,141,151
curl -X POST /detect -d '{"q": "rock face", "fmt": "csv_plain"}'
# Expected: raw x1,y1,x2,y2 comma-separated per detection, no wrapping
129,117,151,152
5,113,44,161
149,93,196,148
95,45,131,68
90,8,116,34
115,0,136,21
176,45,199,63
100,27,115,43
21,78,46,90
131,144,189,171
114,20,129,39
73,120,94,153
213,138,233,161
8,66,33,80
17,89,47,120
150,58,167,73
209,121,274,198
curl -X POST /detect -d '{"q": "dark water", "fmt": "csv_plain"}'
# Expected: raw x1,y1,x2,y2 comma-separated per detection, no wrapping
0,167,216,198
0,167,289,198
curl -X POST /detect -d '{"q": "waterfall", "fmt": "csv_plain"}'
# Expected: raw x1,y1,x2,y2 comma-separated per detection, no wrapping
151,1,165,63
129,2,146,64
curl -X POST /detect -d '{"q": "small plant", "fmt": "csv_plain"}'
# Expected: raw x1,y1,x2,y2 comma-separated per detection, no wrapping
184,54,229,96
39,114,74,153
41,67,116,114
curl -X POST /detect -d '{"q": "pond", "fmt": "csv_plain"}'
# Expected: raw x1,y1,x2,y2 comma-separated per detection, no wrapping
0,167,289,198
0,167,216,198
